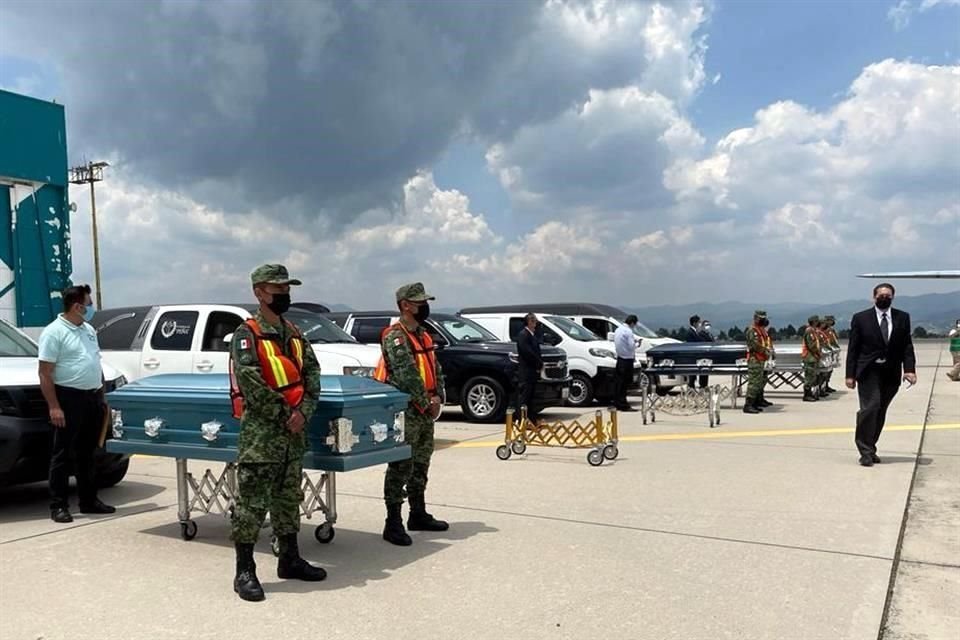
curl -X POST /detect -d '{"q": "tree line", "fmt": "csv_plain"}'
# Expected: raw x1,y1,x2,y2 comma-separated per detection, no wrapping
655,326,946,342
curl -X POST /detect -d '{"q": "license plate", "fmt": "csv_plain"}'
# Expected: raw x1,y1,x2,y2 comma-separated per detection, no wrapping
561,387,569,399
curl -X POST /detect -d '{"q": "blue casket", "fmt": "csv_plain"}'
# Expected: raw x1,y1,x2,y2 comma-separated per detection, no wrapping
106,374,411,472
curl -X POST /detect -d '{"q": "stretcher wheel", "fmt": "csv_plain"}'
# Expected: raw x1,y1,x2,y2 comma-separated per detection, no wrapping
511,441,527,456
270,535,280,557
587,449,604,467
603,445,619,460
315,523,335,544
496,445,512,460
180,520,197,541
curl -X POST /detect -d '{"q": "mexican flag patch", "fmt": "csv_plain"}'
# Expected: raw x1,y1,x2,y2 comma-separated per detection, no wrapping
239,338,250,350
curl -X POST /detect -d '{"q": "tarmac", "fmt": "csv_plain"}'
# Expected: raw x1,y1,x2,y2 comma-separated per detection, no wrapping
0,342,957,640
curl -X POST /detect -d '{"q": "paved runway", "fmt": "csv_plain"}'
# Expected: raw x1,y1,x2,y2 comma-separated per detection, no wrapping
1,342,956,640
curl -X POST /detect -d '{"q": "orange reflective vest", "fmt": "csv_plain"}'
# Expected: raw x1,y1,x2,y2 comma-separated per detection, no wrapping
748,325,772,361
373,323,438,410
801,327,822,359
229,319,306,419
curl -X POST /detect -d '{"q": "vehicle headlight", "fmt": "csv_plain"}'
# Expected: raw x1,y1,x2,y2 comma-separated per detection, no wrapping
508,353,519,363
589,348,617,359
343,366,375,377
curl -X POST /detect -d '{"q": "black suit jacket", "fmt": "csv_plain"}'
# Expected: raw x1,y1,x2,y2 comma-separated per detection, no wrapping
685,327,705,342
845,307,916,380
516,329,543,375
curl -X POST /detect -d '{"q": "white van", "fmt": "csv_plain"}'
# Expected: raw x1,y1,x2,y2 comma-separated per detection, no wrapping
463,303,684,394
459,310,642,407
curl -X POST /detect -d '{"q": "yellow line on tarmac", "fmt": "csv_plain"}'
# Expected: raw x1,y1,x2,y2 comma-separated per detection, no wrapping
448,422,960,449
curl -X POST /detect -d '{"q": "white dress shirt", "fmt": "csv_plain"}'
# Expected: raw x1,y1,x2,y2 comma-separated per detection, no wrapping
613,325,637,359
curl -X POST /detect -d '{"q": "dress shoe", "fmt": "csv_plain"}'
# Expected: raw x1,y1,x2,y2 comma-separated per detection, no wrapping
79,499,116,515
51,507,73,523
871,454,881,464
859,455,874,467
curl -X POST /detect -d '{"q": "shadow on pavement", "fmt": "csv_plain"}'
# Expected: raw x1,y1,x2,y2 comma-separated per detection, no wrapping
0,479,167,524
139,518,498,591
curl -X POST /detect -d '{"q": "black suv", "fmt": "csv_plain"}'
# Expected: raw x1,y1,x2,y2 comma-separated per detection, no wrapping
325,312,570,422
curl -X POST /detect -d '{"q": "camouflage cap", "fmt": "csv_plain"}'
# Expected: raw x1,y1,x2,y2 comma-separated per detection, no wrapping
250,264,302,286
753,309,767,318
824,314,835,322
808,314,820,324
395,282,435,302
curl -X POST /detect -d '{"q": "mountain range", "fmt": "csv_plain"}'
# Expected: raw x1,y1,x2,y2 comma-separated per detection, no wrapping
318,291,960,333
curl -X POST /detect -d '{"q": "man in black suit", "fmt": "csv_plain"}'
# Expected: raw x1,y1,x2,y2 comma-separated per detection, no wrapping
685,315,705,389
845,283,917,467
515,313,543,422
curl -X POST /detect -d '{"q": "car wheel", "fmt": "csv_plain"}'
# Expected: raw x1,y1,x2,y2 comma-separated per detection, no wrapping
95,459,130,488
566,372,594,407
460,376,506,423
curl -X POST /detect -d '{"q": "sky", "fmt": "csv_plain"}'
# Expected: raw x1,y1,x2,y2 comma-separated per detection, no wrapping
1,0,958,311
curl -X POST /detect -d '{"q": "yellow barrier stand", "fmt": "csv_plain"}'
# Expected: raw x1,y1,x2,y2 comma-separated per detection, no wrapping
496,406,620,466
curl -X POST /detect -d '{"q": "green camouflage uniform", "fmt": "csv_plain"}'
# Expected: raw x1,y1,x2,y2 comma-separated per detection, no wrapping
381,284,445,507
230,266,322,544
824,316,840,387
802,315,822,389
745,310,772,403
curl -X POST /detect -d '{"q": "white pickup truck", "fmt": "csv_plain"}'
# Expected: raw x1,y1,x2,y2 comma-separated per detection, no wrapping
90,304,379,382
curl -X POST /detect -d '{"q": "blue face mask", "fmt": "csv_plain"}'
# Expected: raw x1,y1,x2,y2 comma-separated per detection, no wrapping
83,304,96,323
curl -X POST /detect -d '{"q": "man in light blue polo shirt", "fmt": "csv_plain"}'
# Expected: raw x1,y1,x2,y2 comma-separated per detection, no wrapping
38,284,115,523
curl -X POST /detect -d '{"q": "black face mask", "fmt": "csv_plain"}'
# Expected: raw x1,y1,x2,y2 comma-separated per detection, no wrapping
267,293,291,315
413,302,430,323
875,296,892,310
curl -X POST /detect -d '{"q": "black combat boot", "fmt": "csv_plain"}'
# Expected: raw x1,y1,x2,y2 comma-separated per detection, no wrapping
407,494,449,532
803,387,818,402
383,503,412,546
757,391,773,408
233,543,265,602
277,533,327,582
742,399,761,414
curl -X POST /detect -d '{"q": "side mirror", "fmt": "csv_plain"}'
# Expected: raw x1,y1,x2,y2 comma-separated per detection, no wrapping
223,333,234,344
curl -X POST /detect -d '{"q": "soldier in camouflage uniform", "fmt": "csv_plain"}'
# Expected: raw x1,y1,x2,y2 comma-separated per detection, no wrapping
823,315,840,393
802,315,822,402
229,264,326,602
377,283,449,546
743,310,774,414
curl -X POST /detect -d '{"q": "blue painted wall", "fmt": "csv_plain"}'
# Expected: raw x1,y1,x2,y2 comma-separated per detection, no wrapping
0,89,73,328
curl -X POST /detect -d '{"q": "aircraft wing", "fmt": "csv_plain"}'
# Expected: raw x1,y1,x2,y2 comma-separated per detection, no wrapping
857,270,960,279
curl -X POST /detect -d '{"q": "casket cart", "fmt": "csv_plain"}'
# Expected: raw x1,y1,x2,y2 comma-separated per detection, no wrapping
106,374,410,550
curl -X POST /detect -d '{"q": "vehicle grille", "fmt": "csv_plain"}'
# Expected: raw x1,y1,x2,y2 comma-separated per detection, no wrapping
542,361,568,379
19,387,49,419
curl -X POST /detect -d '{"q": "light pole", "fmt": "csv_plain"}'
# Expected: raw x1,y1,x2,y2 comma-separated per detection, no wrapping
68,161,109,309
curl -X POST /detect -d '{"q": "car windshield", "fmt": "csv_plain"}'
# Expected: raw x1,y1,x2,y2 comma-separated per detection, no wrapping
632,321,658,339
545,315,601,342
0,320,39,357
286,312,358,344
437,317,499,343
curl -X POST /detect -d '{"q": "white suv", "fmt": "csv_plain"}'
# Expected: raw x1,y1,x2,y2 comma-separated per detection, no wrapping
460,311,642,407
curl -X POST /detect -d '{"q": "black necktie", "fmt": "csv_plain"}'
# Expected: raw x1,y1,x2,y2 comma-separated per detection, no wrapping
881,313,889,345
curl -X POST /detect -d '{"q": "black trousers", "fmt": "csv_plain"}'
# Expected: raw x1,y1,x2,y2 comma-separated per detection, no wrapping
615,358,634,407
49,385,104,510
515,370,538,417
855,365,901,457
687,375,709,389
